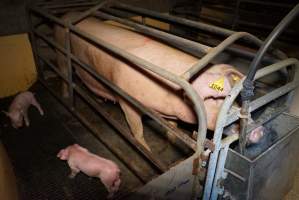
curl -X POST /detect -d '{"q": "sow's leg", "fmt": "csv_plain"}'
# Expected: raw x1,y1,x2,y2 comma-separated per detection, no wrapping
119,100,151,151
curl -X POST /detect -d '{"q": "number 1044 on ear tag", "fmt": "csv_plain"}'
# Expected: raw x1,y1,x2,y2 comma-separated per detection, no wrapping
209,77,224,92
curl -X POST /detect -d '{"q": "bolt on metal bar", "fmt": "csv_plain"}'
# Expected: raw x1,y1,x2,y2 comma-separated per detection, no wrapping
32,28,198,152
203,58,299,199
38,78,150,183
70,0,113,24
94,11,211,57
112,2,235,37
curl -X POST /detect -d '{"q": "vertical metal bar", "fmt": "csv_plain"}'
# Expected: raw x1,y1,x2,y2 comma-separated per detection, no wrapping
38,79,149,183
203,59,299,199
70,0,113,24
65,28,74,108
182,32,261,80
36,52,169,172
232,0,241,30
141,16,146,25
211,145,230,199
27,11,44,80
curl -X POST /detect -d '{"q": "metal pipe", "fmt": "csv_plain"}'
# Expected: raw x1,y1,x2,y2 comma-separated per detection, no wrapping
224,58,299,126
70,0,113,24
239,4,299,154
113,2,235,37
211,145,229,199
103,6,278,66
182,32,263,80
203,58,299,199
65,29,74,108
27,10,44,80
37,52,168,172
74,83,168,172
37,54,69,83
247,4,299,82
94,11,211,57
43,2,98,9
29,8,207,152
38,79,150,183
33,29,199,151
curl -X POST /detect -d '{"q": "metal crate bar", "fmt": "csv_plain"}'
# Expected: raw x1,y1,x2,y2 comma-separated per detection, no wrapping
101,6,279,65
112,2,234,37
32,28,198,152
94,11,211,57
43,2,98,9
225,58,299,126
70,0,113,24
203,58,299,199
38,78,151,183
182,32,273,80
37,51,168,172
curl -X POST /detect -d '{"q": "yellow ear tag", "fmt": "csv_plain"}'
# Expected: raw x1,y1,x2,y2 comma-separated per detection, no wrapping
209,77,224,92
232,74,240,82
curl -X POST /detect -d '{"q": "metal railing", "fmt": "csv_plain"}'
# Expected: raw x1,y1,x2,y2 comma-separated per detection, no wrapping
28,1,297,199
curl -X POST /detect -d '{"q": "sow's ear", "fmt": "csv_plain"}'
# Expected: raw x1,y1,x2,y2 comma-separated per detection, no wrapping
224,68,244,87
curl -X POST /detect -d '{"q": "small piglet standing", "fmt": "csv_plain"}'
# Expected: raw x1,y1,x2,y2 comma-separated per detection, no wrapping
4,91,44,129
57,144,121,198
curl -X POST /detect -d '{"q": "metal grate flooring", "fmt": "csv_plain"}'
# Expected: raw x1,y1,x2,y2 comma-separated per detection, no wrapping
0,89,109,200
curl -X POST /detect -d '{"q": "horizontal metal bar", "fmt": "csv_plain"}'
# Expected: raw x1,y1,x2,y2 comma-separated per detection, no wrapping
221,133,239,148
204,58,299,199
37,53,69,83
70,0,113,24
30,7,66,27
240,0,294,8
182,32,263,80
71,25,206,151
225,58,299,126
38,78,150,183
33,29,198,151
223,169,246,182
73,82,168,172
36,0,89,6
250,81,299,111
43,2,98,9
113,2,235,37
94,11,211,56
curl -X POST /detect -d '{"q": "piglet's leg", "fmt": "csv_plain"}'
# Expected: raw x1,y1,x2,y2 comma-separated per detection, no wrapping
68,167,80,179
31,98,44,116
119,100,150,151
68,162,80,178
23,111,30,127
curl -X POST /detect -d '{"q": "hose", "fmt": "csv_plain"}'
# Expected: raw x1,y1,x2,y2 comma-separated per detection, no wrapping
239,3,299,155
